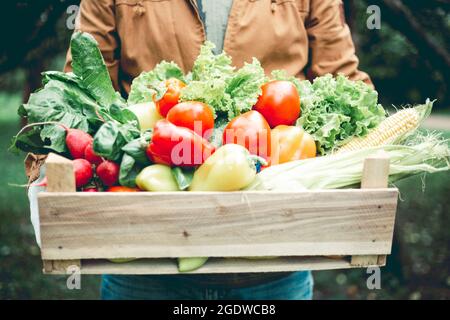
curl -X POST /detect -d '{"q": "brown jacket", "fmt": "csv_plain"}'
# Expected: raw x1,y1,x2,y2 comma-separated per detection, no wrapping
65,0,371,96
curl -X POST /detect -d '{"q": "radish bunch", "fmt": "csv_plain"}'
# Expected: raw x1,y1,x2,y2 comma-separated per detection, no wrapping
64,128,120,190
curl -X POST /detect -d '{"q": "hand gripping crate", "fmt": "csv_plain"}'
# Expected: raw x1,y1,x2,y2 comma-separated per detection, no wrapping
38,153,398,274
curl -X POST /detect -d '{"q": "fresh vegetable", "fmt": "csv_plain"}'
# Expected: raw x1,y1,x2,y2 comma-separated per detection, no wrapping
253,80,300,127
178,257,209,273
336,101,433,153
189,144,258,191
93,121,140,162
108,186,140,192
180,42,267,120
128,62,186,105
11,32,130,154
73,159,93,188
84,141,103,165
166,101,214,138
70,32,126,108
146,120,215,167
296,74,386,155
127,102,163,132
223,110,271,160
65,129,94,159
155,78,187,117
96,160,120,186
135,164,180,191
270,125,316,165
246,133,450,191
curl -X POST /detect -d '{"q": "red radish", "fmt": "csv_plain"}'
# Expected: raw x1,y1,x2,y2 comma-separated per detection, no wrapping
13,122,94,160
66,129,93,159
84,141,103,165
83,187,98,192
73,159,93,188
96,160,120,186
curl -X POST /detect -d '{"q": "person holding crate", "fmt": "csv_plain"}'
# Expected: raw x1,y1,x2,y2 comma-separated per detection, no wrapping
61,0,372,300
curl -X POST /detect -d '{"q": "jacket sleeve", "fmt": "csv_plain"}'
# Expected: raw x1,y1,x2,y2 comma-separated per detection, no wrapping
64,0,120,90
306,0,373,87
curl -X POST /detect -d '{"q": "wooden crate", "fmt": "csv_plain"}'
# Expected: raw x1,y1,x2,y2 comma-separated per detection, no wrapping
38,153,398,274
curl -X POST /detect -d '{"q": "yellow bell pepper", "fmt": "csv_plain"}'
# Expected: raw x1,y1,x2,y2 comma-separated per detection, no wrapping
189,144,257,191
270,125,316,165
135,164,180,191
128,102,163,132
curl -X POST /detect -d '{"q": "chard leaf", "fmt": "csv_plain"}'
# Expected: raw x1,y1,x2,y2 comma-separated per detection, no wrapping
17,79,104,153
70,31,125,108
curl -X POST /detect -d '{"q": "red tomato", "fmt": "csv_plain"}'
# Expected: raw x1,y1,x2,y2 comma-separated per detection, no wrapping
108,186,140,192
253,80,300,127
222,110,271,160
166,101,214,138
155,78,186,117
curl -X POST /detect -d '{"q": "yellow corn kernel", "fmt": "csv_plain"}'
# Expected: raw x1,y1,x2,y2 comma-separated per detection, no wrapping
336,108,420,153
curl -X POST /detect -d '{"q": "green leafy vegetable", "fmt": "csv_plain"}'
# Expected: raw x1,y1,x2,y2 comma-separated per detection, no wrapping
128,61,185,105
121,131,152,165
70,32,125,108
93,122,140,161
224,58,267,119
15,79,103,153
295,74,386,155
191,42,234,81
181,43,266,120
119,154,143,188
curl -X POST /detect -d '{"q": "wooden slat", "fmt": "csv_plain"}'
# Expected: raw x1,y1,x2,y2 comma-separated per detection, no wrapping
45,153,75,192
43,153,81,271
44,256,367,275
38,189,398,260
42,259,80,274
351,153,392,266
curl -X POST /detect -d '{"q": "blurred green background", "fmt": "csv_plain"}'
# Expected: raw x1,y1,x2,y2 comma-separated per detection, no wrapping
0,0,449,300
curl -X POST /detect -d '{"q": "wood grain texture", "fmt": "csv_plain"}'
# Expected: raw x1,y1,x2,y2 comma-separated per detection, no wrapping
351,154,392,266
38,189,398,260
45,153,75,192
44,256,380,275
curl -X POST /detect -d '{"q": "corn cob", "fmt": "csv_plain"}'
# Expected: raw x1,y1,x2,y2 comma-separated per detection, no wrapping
336,100,433,153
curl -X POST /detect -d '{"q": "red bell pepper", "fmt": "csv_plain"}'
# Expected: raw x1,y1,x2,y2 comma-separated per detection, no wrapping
146,120,215,167
222,110,271,161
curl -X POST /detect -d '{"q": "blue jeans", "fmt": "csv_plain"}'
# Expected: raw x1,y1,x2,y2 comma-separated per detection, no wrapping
101,271,313,300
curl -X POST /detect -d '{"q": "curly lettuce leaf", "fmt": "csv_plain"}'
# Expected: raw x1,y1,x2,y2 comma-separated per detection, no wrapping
181,44,266,120
191,41,234,81
296,74,386,155
225,58,267,119
128,61,185,105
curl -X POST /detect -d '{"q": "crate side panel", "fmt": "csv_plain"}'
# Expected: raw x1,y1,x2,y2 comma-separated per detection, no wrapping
38,190,398,260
